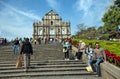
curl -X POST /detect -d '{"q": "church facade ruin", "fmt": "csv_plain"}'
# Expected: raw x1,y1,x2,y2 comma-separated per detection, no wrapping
33,10,71,39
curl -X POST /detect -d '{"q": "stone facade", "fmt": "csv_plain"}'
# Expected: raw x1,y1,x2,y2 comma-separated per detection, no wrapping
33,10,71,39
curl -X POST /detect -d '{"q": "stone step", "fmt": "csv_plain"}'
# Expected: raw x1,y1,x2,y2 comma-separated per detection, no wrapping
0,67,87,74
0,66,86,70
4,75,103,79
0,71,96,78
0,60,85,64
0,62,85,65
0,53,12,55
0,46,12,49
0,63,87,67
0,43,99,79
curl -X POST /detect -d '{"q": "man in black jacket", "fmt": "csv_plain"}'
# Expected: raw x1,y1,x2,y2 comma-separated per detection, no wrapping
20,38,33,71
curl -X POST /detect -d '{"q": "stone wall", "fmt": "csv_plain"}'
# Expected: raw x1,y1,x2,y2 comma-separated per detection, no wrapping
101,63,120,79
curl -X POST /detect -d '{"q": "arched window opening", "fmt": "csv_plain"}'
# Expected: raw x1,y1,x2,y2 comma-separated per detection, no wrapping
51,21,53,25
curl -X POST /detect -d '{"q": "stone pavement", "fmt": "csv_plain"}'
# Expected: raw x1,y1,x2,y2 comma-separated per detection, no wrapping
0,41,104,79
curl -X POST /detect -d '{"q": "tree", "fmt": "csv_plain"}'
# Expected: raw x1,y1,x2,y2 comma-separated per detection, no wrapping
97,26,105,34
75,23,87,38
86,27,97,39
75,24,98,39
76,23,86,32
102,6,120,33
115,0,120,8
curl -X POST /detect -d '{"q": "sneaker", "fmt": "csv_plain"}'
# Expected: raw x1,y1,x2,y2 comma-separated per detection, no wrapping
23,69,28,72
95,75,100,77
75,58,78,60
67,58,69,60
65,58,67,60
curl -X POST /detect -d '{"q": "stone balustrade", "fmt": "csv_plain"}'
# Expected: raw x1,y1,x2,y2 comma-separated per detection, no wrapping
101,63,120,79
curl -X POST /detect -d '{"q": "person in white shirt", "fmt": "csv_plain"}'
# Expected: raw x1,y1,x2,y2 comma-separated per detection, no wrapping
75,40,86,60
86,43,94,65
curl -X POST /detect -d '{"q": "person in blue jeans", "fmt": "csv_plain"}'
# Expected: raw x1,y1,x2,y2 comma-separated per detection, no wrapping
90,42,107,77
86,43,94,65
13,38,20,55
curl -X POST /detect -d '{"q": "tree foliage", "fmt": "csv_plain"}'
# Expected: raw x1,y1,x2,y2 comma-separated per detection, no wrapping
73,0,120,39
102,6,120,32
75,24,98,39
101,0,120,38
76,23,86,32
115,0,120,8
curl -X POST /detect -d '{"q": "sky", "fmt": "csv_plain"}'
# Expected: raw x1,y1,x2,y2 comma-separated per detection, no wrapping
0,0,113,40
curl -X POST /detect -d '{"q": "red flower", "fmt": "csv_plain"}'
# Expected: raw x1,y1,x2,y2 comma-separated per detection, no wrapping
114,56,120,63
105,50,111,57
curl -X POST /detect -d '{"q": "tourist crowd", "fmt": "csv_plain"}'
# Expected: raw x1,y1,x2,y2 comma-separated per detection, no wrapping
11,37,107,77
62,39,107,77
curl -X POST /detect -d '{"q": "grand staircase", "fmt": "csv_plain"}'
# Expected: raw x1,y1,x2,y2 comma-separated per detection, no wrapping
0,41,103,79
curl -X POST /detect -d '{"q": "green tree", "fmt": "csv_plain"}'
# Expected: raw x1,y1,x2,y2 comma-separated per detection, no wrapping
102,6,120,32
76,23,86,32
86,27,97,39
115,0,120,8
75,23,87,38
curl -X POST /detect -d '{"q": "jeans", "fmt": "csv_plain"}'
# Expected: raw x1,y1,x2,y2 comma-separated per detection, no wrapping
90,58,104,76
87,55,92,65
13,45,19,55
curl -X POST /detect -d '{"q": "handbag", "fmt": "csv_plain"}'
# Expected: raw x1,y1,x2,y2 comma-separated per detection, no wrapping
86,65,93,72
16,55,23,68
63,48,67,53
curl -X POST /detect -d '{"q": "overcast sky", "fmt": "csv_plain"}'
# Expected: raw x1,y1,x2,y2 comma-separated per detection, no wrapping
0,0,113,40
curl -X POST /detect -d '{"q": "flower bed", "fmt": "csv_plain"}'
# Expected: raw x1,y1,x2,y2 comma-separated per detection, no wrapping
105,50,120,67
